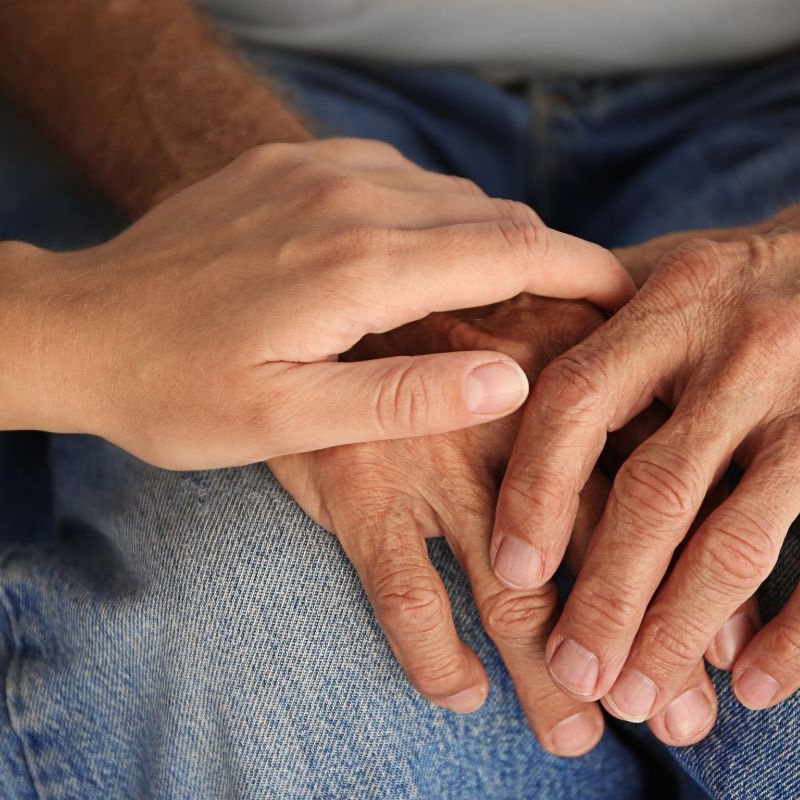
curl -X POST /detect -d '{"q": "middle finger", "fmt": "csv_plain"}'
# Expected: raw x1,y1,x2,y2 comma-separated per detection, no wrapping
439,483,606,757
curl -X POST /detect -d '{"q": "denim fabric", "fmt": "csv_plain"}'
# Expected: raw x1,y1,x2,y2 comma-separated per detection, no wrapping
3,439,666,800
1,44,799,799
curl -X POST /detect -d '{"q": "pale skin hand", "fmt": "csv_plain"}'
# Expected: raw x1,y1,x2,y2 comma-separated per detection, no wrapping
0,2,634,471
0,138,633,468
491,205,800,742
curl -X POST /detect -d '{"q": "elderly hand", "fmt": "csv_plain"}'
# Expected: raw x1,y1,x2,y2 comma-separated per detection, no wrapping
272,295,615,757
491,205,800,742
0,138,633,468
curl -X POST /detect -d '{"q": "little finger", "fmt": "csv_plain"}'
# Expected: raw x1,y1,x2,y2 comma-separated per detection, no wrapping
733,578,800,709
339,500,490,713
705,598,762,671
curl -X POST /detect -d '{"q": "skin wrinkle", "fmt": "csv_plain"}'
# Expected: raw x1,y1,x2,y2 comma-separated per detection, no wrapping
480,588,558,648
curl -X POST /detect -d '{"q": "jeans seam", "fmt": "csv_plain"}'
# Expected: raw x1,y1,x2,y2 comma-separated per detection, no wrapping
0,549,45,800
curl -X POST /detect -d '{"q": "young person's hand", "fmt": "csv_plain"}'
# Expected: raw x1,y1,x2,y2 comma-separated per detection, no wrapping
0,139,633,468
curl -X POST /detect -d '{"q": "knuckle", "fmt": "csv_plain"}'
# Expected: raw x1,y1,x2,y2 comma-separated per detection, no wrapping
533,351,608,418
769,619,800,660
302,173,376,211
326,224,391,267
340,136,399,156
406,653,469,698
643,610,705,670
650,238,732,312
655,235,782,309
567,577,639,639
479,584,558,647
446,175,484,195
352,137,403,159
741,232,782,283
677,237,726,269
232,142,284,172
691,506,780,589
491,197,538,223
374,360,434,434
500,466,576,528
495,217,546,262
612,447,703,528
660,237,725,285
372,564,447,637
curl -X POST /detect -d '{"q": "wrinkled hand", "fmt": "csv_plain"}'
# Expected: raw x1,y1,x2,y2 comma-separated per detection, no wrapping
272,295,616,757
0,138,633,468
492,205,800,743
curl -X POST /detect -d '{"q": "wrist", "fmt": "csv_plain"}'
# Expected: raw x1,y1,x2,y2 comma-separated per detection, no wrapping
0,241,52,430
0,241,97,434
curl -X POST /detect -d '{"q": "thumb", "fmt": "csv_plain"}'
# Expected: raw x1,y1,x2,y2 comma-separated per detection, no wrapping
260,352,529,456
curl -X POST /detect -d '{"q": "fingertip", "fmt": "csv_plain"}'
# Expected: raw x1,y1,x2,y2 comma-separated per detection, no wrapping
491,534,545,590
604,669,658,722
588,268,637,312
547,637,600,699
547,710,604,758
733,667,781,710
441,683,490,714
661,687,717,745
464,359,529,417
549,232,637,310
707,613,758,670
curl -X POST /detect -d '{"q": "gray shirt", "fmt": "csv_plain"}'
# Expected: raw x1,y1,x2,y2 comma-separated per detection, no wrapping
200,0,800,74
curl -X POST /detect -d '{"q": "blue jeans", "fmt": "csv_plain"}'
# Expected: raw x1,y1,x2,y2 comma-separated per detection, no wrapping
1,46,800,800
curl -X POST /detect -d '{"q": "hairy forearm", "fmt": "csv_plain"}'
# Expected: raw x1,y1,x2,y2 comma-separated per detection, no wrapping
0,0,310,215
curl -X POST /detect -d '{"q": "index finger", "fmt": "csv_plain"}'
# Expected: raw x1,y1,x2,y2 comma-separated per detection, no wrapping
351,221,635,342
490,296,681,592
327,132,636,311
438,482,605,757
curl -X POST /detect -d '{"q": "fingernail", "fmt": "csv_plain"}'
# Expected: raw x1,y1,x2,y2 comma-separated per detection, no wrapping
664,688,715,741
549,639,599,696
713,614,757,668
735,668,780,710
550,711,601,757
443,685,487,714
493,536,542,589
465,361,528,415
605,669,658,722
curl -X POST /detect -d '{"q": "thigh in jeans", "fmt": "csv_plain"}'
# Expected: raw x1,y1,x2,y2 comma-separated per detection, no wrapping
0,435,653,799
